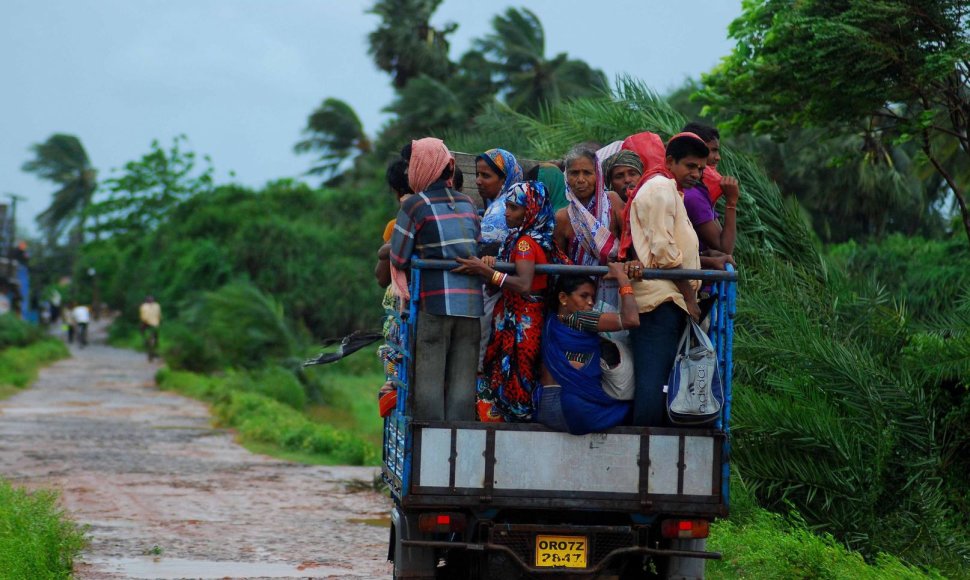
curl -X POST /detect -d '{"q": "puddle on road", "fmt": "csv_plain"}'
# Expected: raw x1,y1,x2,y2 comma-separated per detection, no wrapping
87,556,347,578
348,516,391,527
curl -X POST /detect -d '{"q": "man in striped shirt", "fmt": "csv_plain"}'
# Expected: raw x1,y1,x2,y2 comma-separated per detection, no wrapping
390,138,483,421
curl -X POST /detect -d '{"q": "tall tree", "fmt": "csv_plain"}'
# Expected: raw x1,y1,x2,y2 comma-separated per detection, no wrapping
475,7,608,114
86,136,214,242
294,98,372,180
22,134,97,245
699,0,970,244
367,0,456,89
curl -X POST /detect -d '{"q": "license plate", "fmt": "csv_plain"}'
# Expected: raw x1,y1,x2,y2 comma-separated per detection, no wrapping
535,535,587,568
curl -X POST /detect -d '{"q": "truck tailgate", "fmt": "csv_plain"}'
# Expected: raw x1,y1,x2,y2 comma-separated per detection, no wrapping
385,421,726,516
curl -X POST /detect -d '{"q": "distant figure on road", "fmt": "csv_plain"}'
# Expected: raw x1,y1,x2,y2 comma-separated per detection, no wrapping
72,303,91,347
139,295,162,361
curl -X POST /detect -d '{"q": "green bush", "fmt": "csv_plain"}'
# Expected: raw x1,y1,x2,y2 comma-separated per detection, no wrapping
224,366,307,411
0,478,87,579
158,322,223,373
0,314,43,350
0,340,70,392
709,510,942,580
156,368,376,465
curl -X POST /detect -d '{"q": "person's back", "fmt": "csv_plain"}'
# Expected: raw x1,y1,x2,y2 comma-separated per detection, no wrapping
72,305,90,324
389,137,483,421
72,305,90,346
139,299,161,328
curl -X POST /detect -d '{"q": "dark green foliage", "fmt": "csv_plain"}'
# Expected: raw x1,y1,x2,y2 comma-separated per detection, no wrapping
0,314,43,349
828,235,970,324
0,478,87,579
86,178,390,343
473,7,608,114
294,98,372,180
699,0,970,244
367,0,456,89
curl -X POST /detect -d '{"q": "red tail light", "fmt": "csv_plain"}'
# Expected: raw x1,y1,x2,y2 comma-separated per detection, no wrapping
661,519,710,539
418,512,466,533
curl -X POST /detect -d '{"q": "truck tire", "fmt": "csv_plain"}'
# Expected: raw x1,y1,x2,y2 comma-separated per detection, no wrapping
390,507,436,579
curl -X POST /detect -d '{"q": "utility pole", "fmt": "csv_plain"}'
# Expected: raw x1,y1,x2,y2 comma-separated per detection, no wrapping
3,193,25,256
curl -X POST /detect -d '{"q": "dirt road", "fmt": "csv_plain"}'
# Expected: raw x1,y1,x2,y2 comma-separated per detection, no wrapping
0,321,392,579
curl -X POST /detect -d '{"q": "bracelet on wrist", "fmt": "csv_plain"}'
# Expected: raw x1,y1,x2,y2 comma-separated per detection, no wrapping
490,270,503,285
725,204,737,210
619,285,635,297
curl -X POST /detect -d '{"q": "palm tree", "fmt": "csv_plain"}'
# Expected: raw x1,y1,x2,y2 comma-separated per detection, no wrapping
22,134,97,246
475,7,608,114
367,0,456,89
294,98,372,180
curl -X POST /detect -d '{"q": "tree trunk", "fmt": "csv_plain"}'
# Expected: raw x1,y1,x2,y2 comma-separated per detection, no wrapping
921,130,970,247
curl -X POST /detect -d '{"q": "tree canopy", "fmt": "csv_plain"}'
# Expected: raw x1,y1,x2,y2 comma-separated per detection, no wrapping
700,0,970,242
22,134,97,246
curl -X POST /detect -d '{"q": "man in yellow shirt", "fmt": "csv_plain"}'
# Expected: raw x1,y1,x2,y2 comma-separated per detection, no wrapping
139,295,162,361
625,133,709,427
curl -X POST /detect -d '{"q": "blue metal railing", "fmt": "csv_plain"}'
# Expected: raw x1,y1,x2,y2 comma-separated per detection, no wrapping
382,260,737,506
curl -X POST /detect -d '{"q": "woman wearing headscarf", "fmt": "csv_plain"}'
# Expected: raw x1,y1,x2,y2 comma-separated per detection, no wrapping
474,148,524,369
535,265,640,435
454,181,567,422
553,146,626,309
476,148,524,254
602,150,644,203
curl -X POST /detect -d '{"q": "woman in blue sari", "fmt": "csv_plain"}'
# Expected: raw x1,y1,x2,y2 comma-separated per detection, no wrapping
535,263,640,435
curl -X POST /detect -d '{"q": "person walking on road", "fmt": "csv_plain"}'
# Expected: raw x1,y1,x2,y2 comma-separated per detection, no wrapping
139,295,162,361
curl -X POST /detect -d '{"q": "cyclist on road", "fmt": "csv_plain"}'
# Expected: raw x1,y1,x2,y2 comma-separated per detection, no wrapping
139,295,162,361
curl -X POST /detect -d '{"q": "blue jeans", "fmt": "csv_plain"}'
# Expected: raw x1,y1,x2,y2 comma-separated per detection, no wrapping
630,301,686,426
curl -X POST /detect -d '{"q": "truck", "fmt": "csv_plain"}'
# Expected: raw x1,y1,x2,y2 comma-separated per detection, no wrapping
383,259,737,579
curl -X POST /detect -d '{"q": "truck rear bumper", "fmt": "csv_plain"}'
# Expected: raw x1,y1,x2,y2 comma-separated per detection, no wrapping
401,539,720,575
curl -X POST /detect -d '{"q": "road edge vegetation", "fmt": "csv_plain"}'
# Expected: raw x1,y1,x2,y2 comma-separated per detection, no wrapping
0,314,85,578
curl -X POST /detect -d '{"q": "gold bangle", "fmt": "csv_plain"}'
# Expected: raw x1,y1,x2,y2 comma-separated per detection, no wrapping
619,285,635,297
490,270,503,285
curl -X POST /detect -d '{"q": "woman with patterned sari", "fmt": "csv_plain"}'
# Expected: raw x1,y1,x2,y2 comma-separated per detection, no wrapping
455,181,568,422
553,146,627,309
475,148,525,369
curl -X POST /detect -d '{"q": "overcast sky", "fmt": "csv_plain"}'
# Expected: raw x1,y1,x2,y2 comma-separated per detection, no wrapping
1,0,741,236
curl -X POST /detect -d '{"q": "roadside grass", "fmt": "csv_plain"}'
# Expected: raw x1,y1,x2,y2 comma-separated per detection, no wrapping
156,367,379,466
305,351,384,450
0,339,70,401
0,478,87,580
708,481,944,580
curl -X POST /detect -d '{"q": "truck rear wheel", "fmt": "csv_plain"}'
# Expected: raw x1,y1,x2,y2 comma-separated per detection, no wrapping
390,508,436,579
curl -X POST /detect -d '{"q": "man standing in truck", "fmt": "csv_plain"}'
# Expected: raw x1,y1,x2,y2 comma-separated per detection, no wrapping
389,137,483,421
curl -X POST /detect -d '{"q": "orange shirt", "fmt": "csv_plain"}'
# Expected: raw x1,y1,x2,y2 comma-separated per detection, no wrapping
382,219,395,243
511,235,548,292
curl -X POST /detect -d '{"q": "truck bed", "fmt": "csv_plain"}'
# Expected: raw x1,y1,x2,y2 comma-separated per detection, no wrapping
384,419,727,517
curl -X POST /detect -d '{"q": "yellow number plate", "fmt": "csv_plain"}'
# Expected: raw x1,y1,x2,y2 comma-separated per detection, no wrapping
535,535,587,568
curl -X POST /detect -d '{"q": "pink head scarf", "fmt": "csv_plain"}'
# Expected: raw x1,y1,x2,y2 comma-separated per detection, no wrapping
408,137,454,193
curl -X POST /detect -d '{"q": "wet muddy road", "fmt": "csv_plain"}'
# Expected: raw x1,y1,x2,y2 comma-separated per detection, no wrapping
0,322,391,579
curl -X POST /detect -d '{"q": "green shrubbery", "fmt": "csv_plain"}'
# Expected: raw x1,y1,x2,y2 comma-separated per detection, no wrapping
0,340,70,392
156,367,377,465
0,314,44,349
0,478,86,579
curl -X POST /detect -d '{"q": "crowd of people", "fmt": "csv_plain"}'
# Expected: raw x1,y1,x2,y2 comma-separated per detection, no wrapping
376,123,738,435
